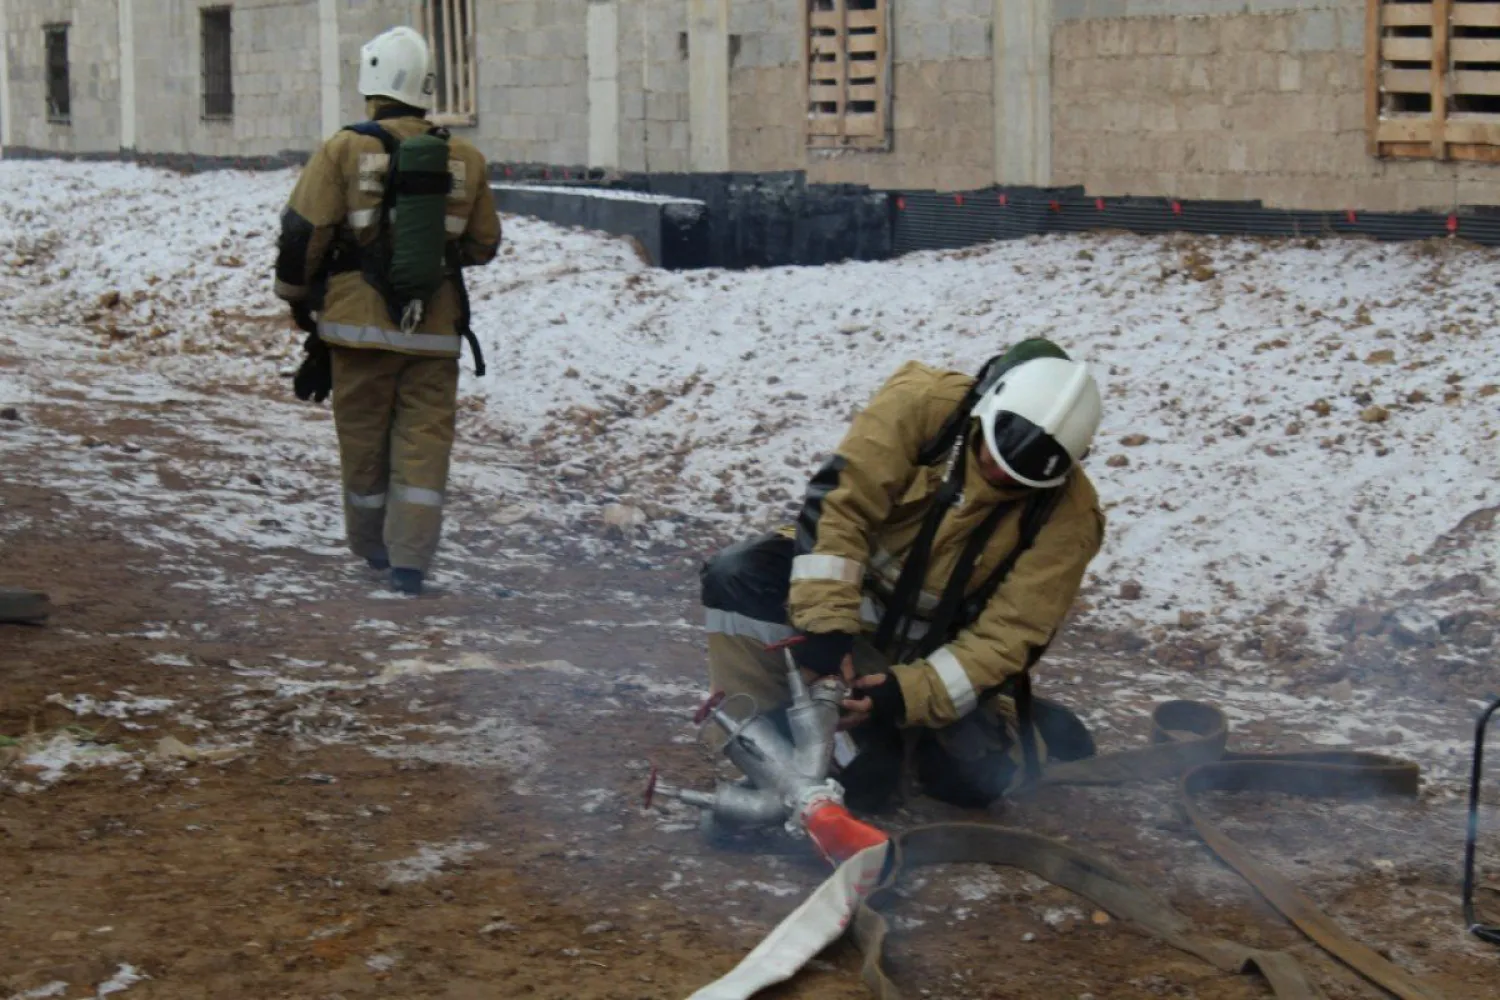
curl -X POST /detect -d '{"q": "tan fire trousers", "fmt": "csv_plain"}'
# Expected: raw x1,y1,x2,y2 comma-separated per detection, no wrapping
329,346,459,573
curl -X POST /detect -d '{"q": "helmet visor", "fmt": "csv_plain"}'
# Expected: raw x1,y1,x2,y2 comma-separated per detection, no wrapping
983,411,1073,488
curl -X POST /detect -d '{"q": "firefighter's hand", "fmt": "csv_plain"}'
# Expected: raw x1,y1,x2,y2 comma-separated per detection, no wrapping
293,335,332,404
290,302,319,335
799,653,854,692
839,673,905,731
790,631,854,677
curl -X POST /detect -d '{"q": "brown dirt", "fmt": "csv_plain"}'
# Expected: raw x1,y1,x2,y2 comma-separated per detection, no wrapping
1,345,1496,1000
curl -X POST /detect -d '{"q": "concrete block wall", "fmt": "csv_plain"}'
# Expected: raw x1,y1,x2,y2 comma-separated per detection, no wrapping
4,0,121,153
129,0,322,158
1052,1,1500,211
726,0,998,191
2,0,1001,190
617,0,692,173
230,1,322,153
340,1,590,167
475,0,589,165
10,0,1499,213
725,0,800,173
335,1,407,131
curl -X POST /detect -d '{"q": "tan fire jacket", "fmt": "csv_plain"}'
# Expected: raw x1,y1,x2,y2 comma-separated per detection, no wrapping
788,361,1105,729
274,100,501,358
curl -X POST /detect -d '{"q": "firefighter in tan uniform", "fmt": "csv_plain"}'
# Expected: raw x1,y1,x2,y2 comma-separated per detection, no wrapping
274,27,501,595
701,339,1106,810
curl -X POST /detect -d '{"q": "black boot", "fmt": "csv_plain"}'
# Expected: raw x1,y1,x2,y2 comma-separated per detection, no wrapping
390,568,423,595
837,724,905,814
1030,696,1096,762
366,555,390,571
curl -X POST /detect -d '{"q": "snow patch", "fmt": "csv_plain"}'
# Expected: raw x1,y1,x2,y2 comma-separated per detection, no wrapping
6,733,131,790
1041,906,1086,928
380,841,488,885
372,654,583,685
952,870,1010,902
94,964,146,998
7,983,68,1000
45,693,176,719
725,879,803,899
367,716,548,793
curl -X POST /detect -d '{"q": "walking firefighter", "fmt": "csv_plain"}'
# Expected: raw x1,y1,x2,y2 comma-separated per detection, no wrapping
273,26,501,595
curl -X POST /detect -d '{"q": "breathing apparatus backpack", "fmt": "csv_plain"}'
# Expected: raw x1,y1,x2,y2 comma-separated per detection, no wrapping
329,118,486,375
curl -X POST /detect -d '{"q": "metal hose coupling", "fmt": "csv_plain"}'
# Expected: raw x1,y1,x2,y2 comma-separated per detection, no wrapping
645,639,864,842
799,793,891,866
399,299,424,334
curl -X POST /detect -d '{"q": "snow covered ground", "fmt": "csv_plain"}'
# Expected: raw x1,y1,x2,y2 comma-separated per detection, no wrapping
1,161,1495,658
4,160,1497,1000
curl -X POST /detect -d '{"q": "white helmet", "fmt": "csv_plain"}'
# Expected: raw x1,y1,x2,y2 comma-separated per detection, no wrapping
971,357,1102,488
358,27,435,111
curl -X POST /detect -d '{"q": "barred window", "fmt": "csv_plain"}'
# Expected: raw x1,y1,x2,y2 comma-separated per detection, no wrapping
1369,0,1500,160
44,24,70,124
807,0,892,150
201,7,233,120
420,0,477,125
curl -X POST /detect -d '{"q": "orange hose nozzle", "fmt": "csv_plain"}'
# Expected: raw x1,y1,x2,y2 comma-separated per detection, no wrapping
802,800,890,865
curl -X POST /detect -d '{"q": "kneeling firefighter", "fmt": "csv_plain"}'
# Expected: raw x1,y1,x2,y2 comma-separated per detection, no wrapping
701,339,1106,810
274,26,501,595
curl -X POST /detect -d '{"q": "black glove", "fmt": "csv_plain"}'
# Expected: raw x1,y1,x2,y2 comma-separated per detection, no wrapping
790,631,854,677
291,302,319,335
293,333,332,403
861,673,907,727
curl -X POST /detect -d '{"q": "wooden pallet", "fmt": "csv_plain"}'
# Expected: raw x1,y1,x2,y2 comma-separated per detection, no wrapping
1369,0,1500,161
807,0,892,151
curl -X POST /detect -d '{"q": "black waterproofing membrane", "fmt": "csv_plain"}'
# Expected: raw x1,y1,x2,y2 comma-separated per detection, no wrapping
488,165,893,270
489,182,712,270
892,186,1500,254
485,167,1500,270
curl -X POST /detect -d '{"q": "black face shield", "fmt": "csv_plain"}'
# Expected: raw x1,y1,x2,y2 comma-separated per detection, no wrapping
985,410,1073,487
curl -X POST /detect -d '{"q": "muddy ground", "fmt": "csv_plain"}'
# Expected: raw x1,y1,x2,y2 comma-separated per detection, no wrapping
1,332,1497,1000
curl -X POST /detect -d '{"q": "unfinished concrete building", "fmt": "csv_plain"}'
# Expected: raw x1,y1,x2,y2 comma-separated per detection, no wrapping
1,1,1496,211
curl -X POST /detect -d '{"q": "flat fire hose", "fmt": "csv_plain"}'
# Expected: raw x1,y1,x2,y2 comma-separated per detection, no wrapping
694,700,1448,1000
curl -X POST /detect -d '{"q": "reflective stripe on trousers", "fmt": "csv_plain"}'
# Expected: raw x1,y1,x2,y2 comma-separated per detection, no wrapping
392,484,443,507
320,320,461,355
704,608,795,645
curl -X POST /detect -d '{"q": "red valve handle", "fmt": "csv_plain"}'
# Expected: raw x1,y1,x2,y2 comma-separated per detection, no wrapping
764,635,807,653
642,763,659,809
693,690,727,726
